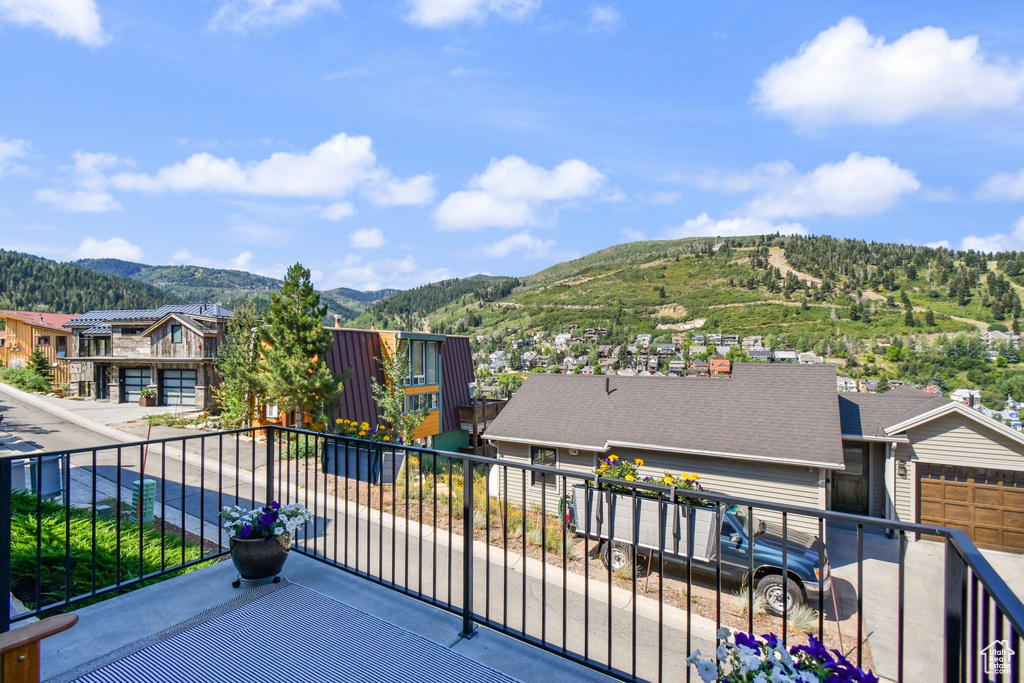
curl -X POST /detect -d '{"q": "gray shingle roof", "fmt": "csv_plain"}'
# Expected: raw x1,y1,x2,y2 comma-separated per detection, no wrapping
484,363,844,467
838,386,951,438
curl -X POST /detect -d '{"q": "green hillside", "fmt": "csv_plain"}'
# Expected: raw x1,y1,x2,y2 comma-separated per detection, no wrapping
75,259,398,320
0,251,177,313
358,235,1004,346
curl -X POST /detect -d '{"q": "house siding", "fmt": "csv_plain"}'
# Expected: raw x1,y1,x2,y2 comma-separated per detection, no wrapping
494,440,823,533
893,412,1024,523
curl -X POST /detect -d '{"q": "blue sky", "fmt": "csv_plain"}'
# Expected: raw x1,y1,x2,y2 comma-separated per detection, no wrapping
2,1,1024,291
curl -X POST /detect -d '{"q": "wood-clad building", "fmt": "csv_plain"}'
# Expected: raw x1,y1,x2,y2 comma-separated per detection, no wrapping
63,305,232,409
0,310,77,386
258,328,474,448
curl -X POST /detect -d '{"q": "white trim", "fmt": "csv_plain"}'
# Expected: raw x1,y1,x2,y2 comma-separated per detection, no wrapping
910,461,918,525
842,433,909,444
884,443,895,521
885,401,1024,447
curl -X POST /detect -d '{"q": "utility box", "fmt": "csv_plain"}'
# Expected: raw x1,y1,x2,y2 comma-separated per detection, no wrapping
131,479,156,525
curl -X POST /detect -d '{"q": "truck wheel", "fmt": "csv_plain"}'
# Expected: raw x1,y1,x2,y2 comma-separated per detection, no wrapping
756,574,805,617
600,541,635,573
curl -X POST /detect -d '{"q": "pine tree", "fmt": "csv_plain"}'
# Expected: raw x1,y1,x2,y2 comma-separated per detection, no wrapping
925,309,935,327
26,348,52,387
214,298,263,429
262,263,343,427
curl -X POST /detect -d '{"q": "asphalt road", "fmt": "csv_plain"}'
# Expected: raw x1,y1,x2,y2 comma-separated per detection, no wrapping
0,392,115,453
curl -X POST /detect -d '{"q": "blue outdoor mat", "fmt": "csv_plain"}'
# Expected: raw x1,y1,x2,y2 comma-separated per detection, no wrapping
53,581,520,683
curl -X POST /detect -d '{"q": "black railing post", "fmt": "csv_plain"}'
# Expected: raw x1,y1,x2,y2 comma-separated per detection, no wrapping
460,456,477,638
265,426,276,506
0,457,11,632
944,537,967,683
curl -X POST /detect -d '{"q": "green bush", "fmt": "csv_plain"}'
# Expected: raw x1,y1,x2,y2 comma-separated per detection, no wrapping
9,491,208,610
0,366,52,393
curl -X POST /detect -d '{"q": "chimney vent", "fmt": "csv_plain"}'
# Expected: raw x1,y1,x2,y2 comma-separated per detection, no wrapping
334,315,342,328
969,394,975,408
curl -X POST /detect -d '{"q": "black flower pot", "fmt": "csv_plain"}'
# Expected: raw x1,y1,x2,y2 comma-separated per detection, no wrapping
230,535,290,586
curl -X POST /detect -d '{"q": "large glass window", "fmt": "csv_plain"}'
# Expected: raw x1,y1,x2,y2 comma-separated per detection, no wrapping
171,325,182,344
530,447,556,487
410,340,425,385
426,341,438,384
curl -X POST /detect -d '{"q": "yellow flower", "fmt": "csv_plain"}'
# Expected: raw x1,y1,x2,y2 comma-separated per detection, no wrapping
624,474,634,482
634,458,645,467
359,430,366,436
608,454,619,462
664,477,675,486
335,418,343,424
383,435,390,441
689,474,700,481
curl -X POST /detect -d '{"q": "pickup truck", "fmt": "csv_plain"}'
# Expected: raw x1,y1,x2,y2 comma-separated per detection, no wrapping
567,494,830,616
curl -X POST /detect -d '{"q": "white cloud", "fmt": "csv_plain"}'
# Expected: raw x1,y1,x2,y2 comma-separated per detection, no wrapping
169,249,286,278
664,214,807,239
106,133,434,206
977,169,1024,201
73,237,143,261
0,0,108,46
960,216,1024,253
319,201,355,221
649,191,681,205
324,253,452,291
208,0,337,33
620,227,645,241
588,4,619,33
34,188,121,213
405,0,539,27
754,17,1024,127
479,231,554,259
349,227,385,249
925,240,951,249
435,156,604,230
737,153,919,219
0,137,30,177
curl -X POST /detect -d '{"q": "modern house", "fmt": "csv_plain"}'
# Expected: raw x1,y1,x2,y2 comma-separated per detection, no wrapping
774,349,798,363
839,386,1024,553
62,305,233,408
483,365,845,533
257,328,474,450
746,348,773,362
0,310,77,385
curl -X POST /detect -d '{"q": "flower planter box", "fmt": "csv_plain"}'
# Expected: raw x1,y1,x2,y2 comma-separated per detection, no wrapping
138,396,156,407
321,440,404,486
570,484,719,562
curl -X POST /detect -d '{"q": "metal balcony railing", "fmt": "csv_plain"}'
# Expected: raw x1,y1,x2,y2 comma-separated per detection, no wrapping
1,426,1021,682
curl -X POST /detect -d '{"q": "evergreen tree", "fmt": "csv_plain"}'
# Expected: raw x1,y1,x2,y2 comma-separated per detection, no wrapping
214,298,263,429
876,377,891,393
925,309,935,327
26,349,52,387
904,309,916,327
263,263,343,427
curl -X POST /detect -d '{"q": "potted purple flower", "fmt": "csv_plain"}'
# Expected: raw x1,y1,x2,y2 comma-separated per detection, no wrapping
220,501,312,587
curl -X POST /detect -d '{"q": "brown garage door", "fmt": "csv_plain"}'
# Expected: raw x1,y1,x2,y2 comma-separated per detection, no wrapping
918,464,1024,553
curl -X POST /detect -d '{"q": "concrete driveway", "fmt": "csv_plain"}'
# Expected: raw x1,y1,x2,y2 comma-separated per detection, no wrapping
827,523,1024,682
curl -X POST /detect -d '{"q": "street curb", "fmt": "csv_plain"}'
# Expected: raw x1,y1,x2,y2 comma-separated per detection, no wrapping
0,382,139,446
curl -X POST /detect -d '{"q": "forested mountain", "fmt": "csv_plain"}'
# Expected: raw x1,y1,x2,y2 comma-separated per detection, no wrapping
354,275,520,331
75,259,398,320
0,251,176,313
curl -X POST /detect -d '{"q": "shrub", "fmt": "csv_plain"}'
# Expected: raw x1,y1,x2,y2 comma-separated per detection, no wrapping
733,583,768,617
0,366,52,393
786,603,819,634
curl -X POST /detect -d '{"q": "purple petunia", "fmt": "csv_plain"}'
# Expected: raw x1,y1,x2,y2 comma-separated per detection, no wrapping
239,524,252,539
733,632,760,651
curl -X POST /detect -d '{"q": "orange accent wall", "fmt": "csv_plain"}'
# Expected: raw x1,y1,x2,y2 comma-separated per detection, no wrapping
404,384,439,396
412,410,441,441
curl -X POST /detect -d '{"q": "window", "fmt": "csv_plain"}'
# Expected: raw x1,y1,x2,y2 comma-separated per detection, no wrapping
530,447,556,486
404,392,439,413
426,342,438,384
171,325,182,344
410,340,425,385
265,402,279,420
118,327,144,336
37,336,50,346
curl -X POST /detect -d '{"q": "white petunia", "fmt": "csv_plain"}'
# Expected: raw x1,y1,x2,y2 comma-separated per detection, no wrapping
696,660,718,683
717,627,731,639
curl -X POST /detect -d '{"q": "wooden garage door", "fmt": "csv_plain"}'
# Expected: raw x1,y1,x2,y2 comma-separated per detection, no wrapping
918,464,1024,553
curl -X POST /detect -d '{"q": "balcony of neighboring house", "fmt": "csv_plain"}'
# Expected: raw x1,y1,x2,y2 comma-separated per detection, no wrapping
2,428,1022,683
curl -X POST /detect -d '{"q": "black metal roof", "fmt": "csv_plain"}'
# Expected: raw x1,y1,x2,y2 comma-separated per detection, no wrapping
65,304,233,328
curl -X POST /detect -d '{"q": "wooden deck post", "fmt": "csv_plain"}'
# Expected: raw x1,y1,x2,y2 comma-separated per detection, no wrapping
0,614,78,683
